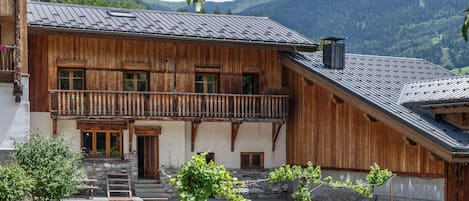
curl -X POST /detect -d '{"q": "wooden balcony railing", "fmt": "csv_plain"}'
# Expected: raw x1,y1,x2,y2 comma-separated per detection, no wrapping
0,45,17,72
50,90,289,121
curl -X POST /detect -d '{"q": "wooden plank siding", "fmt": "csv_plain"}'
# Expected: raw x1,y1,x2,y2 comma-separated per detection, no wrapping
0,0,15,16
284,66,446,177
28,33,282,112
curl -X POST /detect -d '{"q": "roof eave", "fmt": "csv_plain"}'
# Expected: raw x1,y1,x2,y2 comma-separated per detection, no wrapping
28,25,318,51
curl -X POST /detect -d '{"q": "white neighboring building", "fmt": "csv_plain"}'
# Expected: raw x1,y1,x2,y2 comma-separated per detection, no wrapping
0,0,29,155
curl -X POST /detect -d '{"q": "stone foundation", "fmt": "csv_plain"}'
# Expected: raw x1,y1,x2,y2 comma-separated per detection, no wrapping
79,153,138,197
159,167,291,200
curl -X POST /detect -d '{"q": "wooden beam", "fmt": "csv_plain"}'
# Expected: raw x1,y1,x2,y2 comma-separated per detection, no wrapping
403,137,417,146
76,121,128,130
231,122,242,152
302,77,314,86
128,120,134,152
364,113,377,122
122,62,151,71
191,121,201,152
135,126,161,136
272,122,283,152
331,94,344,104
56,59,87,68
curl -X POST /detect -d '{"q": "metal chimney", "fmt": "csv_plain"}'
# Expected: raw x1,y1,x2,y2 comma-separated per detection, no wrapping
322,36,346,69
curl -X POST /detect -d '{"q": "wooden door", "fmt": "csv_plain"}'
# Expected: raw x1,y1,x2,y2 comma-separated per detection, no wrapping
137,136,159,179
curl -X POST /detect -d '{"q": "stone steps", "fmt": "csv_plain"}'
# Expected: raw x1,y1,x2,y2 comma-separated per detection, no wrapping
133,179,170,200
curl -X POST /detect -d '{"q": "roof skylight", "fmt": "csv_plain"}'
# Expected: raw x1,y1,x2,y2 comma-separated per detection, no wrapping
107,10,136,18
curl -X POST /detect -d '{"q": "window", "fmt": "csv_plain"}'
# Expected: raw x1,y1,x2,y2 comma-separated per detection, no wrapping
124,71,148,91
197,152,215,163
81,130,122,158
240,152,264,169
243,73,259,94
58,69,84,90
195,73,219,93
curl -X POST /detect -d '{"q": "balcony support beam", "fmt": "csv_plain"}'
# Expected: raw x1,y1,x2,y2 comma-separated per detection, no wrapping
231,122,242,152
272,122,284,152
191,120,201,152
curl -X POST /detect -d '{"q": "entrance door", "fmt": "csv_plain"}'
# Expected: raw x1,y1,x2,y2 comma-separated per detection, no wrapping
137,136,158,179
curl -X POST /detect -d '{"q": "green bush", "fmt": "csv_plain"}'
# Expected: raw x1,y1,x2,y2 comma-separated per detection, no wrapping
14,133,85,201
0,164,34,201
173,153,248,201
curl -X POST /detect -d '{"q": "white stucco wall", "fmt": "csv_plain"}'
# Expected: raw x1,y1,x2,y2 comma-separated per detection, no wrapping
185,122,286,169
49,119,286,170
30,112,53,137
56,120,81,153
0,77,30,149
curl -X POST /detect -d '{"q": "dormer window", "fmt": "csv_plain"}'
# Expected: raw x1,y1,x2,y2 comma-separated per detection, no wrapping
107,10,136,18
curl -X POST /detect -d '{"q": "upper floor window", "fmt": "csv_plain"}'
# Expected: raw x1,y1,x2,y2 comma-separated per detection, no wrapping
58,69,84,90
243,73,259,94
195,73,219,93
124,71,148,91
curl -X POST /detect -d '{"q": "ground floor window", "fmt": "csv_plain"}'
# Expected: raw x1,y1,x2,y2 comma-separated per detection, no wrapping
240,152,264,169
81,130,123,158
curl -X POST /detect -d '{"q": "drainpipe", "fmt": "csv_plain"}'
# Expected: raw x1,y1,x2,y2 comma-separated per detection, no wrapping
173,43,177,117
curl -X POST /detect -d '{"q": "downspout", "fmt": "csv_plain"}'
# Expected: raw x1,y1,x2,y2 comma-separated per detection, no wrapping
173,43,177,117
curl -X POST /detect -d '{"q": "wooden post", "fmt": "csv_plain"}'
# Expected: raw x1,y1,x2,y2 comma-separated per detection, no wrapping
272,122,283,152
191,120,201,152
231,122,241,152
129,120,135,152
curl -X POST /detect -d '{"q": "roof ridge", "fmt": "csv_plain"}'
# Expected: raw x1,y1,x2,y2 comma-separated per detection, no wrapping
28,1,270,20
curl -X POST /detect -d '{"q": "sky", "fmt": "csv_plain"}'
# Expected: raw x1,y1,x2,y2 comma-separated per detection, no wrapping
160,0,234,2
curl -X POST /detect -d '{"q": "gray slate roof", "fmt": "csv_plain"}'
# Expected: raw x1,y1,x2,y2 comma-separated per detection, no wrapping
282,51,469,153
399,76,469,105
27,1,316,49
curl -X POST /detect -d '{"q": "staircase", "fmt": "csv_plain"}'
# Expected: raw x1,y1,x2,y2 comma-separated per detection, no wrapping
107,174,132,201
134,179,170,201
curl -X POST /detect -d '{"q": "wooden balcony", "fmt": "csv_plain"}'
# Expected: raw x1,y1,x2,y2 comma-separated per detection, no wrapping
0,45,17,83
50,90,289,122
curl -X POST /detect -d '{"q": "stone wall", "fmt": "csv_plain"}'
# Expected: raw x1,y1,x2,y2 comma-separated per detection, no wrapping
79,153,138,197
159,167,291,200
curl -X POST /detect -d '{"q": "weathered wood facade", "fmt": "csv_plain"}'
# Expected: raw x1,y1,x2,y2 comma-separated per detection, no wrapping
29,33,287,122
282,64,446,176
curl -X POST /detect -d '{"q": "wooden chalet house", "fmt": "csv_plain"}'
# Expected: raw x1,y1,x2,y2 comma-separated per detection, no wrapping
20,1,469,201
0,0,28,152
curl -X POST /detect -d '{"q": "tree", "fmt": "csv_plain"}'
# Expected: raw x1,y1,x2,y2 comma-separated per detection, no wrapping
0,164,34,201
14,133,85,201
213,6,222,14
269,162,393,201
186,0,205,13
226,9,233,15
463,8,469,41
171,153,247,201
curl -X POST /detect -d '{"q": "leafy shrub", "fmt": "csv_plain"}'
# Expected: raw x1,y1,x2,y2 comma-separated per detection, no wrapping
14,133,85,201
0,164,34,201
269,162,392,201
173,153,248,201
